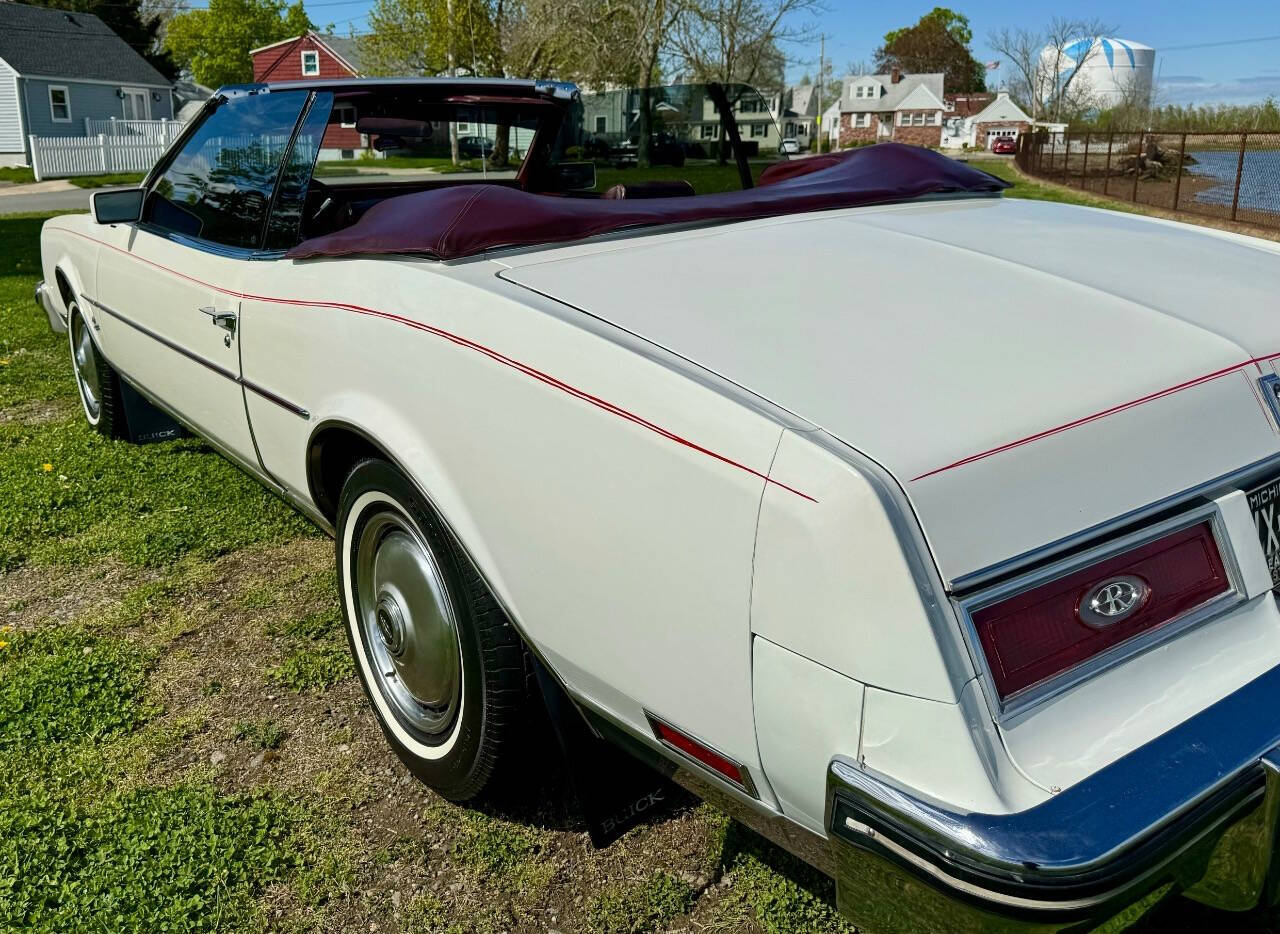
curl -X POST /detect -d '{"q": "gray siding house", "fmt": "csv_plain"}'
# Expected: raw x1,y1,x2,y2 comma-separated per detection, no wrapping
0,3,173,166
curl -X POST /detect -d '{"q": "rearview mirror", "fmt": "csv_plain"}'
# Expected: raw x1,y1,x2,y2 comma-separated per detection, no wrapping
91,188,144,225
552,161,597,192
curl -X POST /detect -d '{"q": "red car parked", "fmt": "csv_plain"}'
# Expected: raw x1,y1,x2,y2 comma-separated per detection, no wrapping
990,136,1018,154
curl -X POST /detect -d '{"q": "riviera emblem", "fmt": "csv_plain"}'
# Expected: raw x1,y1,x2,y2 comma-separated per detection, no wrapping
1079,576,1150,628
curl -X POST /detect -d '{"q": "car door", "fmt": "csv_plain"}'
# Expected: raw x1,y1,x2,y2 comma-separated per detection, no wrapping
92,90,312,469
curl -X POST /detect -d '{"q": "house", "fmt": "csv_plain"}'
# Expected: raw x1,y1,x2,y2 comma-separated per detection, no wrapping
0,2,173,166
251,32,365,159
770,84,818,146
822,98,841,149
836,69,946,147
940,90,1034,150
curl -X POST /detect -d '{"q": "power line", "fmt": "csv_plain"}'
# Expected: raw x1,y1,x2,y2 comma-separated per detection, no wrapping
1160,34,1280,52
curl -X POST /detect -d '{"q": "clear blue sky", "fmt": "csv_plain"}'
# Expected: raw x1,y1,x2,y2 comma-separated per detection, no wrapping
295,0,1280,106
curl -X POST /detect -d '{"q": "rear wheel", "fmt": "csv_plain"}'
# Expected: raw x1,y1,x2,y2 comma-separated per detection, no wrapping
69,302,126,439
336,458,527,801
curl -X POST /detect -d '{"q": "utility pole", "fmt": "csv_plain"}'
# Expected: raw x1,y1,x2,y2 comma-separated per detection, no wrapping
816,33,825,152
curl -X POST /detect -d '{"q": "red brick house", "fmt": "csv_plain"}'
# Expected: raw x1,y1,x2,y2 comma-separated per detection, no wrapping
250,32,365,158
835,69,946,148
939,91,1033,150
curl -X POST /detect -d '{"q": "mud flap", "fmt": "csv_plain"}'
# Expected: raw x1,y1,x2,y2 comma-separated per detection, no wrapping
531,657,686,848
120,381,183,444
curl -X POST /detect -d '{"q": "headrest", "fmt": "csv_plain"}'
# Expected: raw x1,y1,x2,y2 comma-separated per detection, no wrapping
602,180,696,200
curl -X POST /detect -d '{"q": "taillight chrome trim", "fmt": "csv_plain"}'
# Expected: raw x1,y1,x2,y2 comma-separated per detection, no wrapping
956,501,1247,723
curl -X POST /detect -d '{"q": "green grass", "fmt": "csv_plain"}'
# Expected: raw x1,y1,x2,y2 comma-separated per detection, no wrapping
0,418,312,570
0,165,35,184
594,161,771,195
1,782,297,932
587,871,694,934
269,641,354,692
0,626,152,751
68,172,145,189
968,158,1146,214
0,625,299,933
233,718,287,750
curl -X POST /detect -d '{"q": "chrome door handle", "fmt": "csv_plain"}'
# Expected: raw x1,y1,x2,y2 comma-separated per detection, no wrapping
198,306,237,334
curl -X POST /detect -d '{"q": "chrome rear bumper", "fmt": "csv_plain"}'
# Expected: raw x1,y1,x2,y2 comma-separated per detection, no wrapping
827,663,1280,932
36,280,66,334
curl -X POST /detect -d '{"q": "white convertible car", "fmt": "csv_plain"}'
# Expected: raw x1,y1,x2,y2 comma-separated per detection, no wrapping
37,77,1280,931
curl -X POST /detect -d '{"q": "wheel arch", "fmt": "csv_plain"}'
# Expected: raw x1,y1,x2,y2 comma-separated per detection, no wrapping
305,418,522,642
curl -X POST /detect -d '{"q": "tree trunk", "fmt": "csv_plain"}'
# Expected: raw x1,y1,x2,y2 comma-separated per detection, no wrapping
447,0,459,166
490,122,511,168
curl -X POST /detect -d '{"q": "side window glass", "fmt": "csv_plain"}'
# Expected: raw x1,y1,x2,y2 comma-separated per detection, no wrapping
263,92,331,250
145,91,309,249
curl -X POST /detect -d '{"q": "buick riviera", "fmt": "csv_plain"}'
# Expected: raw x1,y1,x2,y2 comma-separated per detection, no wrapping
36,78,1280,931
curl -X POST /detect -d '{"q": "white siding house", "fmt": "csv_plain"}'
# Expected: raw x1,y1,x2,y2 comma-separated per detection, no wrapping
0,3,173,167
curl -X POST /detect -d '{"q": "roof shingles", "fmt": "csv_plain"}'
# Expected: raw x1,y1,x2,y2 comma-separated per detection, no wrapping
0,2,168,85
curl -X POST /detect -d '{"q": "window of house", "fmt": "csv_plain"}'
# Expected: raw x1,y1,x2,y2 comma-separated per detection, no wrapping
48,85,70,123
750,122,767,137
854,86,863,98
700,123,717,139
929,112,940,125
301,50,320,76
857,113,869,127
334,103,356,127
595,115,607,133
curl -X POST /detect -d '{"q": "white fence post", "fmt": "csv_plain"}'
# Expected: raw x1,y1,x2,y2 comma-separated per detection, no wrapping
98,134,108,172
29,135,41,181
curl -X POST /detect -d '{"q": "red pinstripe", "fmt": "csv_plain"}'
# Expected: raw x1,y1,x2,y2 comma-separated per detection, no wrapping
912,357,1273,482
53,227,817,503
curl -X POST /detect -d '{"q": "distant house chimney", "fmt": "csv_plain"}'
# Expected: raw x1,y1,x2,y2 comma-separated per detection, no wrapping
891,67,902,84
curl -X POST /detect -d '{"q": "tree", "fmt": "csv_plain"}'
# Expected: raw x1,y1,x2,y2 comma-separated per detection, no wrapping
988,17,1114,123
361,0,498,78
671,0,819,95
24,0,176,77
875,6,985,93
165,0,311,87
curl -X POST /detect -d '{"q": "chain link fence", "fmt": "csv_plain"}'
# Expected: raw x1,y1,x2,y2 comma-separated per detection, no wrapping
1016,130,1280,232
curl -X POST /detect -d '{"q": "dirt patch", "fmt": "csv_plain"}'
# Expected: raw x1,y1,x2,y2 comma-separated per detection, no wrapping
85,536,787,932
0,558,163,630
0,396,74,426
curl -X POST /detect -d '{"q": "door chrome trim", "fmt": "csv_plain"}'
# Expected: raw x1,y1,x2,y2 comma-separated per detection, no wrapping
85,295,310,420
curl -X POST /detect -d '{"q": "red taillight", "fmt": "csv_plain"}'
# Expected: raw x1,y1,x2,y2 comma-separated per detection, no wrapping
648,716,755,794
972,521,1232,701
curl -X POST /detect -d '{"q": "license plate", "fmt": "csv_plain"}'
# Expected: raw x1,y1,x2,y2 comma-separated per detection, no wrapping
1248,476,1280,587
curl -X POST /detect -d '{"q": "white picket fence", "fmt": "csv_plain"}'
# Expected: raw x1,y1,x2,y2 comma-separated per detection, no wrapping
83,117,181,139
29,126,181,181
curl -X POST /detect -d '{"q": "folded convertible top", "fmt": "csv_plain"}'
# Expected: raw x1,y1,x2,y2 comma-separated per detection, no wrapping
286,143,1010,262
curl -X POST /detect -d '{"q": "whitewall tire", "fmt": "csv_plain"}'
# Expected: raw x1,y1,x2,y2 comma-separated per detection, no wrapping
336,458,526,801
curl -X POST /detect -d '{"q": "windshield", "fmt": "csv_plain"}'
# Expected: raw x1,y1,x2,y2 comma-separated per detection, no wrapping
313,97,543,187
553,83,789,195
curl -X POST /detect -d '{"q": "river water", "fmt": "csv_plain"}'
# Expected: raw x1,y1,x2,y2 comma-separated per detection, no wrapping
1186,149,1280,214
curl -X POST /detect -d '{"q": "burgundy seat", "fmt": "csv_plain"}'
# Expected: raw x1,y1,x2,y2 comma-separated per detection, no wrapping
602,180,696,200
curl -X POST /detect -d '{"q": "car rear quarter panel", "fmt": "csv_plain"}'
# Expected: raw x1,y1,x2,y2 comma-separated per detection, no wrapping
237,255,797,799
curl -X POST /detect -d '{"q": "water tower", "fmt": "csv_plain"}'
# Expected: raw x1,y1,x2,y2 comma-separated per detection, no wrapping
1042,37,1156,109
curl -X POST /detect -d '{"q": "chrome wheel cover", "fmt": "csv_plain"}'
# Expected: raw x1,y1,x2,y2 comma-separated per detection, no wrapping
354,509,462,738
71,312,101,422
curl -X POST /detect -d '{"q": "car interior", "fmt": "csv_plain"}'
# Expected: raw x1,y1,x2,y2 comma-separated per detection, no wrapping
293,83,783,244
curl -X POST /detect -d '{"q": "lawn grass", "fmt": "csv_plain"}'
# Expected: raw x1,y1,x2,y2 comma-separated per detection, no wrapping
967,158,1147,213
68,172,146,189
0,165,35,184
